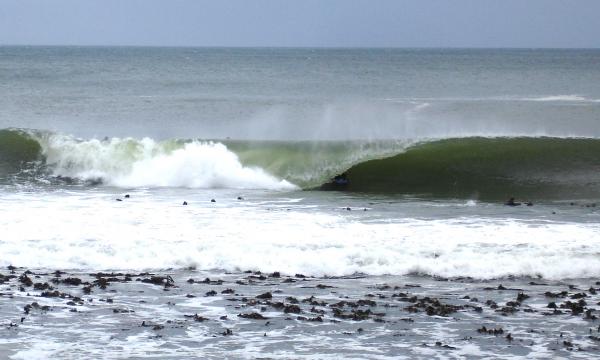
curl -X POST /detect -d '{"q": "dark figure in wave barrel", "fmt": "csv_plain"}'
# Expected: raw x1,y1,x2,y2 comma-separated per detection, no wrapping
320,173,350,191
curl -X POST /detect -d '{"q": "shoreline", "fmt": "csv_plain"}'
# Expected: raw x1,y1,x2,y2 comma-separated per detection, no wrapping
2,267,600,358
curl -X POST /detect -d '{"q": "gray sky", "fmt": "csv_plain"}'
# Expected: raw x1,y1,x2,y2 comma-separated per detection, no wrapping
1,0,599,48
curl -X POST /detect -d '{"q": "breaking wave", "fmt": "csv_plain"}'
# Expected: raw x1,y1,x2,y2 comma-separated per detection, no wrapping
338,137,600,199
0,129,296,190
3,128,600,200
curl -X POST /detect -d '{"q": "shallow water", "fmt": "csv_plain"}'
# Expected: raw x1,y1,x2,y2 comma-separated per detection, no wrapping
2,269,600,359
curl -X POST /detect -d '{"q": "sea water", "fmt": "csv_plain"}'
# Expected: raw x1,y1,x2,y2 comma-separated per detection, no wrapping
1,47,600,358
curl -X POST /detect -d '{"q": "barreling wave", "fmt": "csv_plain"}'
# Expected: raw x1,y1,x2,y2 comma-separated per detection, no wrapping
337,137,600,199
2,128,600,200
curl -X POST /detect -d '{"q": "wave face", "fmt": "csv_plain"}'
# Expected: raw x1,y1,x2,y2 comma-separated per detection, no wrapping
3,128,600,200
341,137,600,199
0,129,42,175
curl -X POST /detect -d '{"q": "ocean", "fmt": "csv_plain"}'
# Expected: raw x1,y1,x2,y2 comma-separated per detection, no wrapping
2,46,600,358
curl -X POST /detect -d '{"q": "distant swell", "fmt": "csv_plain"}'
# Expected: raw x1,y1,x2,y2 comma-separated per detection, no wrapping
524,95,597,102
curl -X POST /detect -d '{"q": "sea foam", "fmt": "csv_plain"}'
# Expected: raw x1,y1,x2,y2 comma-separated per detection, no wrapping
1,190,600,280
36,134,295,190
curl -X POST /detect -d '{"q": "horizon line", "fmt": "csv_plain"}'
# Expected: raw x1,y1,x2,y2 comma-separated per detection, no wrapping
1,44,599,51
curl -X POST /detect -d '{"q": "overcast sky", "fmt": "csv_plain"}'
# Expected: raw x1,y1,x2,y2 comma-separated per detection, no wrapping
1,0,599,48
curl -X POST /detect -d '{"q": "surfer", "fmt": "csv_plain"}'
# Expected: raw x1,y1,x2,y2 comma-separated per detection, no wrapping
319,172,349,191
333,173,349,185
505,197,521,206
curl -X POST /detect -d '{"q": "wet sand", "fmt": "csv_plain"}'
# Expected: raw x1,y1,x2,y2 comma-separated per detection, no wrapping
2,267,600,359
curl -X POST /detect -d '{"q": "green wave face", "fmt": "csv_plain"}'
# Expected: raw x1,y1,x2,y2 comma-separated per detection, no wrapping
0,129,42,176
341,137,600,200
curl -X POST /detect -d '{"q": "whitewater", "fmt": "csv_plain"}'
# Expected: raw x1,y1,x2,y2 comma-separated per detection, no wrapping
1,187,600,279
